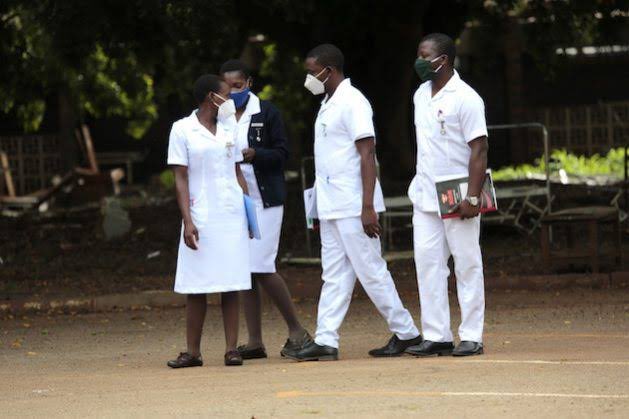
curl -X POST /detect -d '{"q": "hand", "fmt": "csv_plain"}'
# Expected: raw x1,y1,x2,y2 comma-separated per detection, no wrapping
242,148,256,163
450,199,480,220
361,206,381,238
183,221,199,250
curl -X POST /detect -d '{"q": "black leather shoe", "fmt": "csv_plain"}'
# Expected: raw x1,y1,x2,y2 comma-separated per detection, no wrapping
281,330,313,358
224,350,244,366
237,345,267,360
167,352,203,368
284,341,338,362
368,334,423,357
452,341,484,356
405,340,454,357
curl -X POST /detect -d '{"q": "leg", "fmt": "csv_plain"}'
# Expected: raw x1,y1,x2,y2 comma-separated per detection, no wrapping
540,222,551,272
413,210,453,343
588,219,599,273
240,281,264,349
314,219,357,349
444,216,485,343
186,294,207,357
337,217,420,341
255,272,306,340
614,217,623,266
221,291,240,352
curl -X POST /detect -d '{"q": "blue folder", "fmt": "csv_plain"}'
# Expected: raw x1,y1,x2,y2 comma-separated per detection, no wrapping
244,195,261,240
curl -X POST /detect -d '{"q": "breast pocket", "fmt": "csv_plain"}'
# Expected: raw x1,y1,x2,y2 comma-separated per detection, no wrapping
249,122,264,145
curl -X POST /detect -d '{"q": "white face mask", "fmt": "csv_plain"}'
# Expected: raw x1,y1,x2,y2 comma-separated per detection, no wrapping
304,67,330,95
212,94,236,121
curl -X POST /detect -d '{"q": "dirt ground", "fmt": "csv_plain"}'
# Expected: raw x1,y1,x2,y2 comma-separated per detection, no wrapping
1,288,628,418
1,196,627,299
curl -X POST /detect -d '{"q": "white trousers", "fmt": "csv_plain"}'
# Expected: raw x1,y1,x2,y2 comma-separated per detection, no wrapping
315,217,420,348
413,210,485,343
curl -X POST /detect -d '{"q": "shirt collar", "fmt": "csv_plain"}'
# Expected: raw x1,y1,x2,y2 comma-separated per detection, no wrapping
443,70,461,92
241,92,261,117
187,110,226,135
187,110,204,132
426,70,460,101
321,78,352,106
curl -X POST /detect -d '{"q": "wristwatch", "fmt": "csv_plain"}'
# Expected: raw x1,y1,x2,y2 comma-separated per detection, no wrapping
465,195,480,207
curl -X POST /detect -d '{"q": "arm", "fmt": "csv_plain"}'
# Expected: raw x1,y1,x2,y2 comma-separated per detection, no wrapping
236,163,253,239
235,163,249,195
173,165,199,250
247,105,289,171
456,136,489,219
356,137,381,238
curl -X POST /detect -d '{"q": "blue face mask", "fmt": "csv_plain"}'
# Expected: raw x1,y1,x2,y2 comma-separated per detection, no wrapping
230,88,250,109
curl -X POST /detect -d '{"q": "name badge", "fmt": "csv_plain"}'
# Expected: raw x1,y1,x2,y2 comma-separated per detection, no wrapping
251,123,264,142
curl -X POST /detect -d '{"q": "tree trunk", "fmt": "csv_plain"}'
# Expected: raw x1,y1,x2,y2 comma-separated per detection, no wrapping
57,85,79,172
367,23,424,183
503,17,528,164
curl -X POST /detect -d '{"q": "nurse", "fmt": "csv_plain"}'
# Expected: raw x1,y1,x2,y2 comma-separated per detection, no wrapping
219,59,311,359
166,74,251,368
405,33,488,357
286,44,422,361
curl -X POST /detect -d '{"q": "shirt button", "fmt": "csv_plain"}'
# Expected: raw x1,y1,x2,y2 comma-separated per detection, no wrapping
260,186,265,191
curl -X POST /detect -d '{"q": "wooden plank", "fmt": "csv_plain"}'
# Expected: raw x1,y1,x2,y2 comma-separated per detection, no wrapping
38,136,45,190
565,108,571,147
80,125,100,173
0,151,16,197
607,104,614,148
17,136,24,195
75,128,87,164
585,106,592,154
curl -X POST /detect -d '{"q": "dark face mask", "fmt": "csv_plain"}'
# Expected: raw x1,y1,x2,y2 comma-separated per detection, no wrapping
230,87,251,109
414,55,444,81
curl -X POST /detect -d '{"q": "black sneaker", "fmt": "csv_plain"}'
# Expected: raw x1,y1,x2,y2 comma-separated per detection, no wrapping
167,352,203,368
368,334,423,357
280,330,313,358
284,341,338,362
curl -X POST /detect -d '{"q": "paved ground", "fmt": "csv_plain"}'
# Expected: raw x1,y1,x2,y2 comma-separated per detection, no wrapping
1,289,628,418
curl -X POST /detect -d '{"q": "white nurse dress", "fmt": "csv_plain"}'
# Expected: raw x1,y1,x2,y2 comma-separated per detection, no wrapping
167,111,251,294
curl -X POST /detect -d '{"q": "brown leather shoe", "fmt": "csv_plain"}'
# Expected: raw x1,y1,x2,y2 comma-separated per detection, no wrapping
224,350,243,366
167,352,203,368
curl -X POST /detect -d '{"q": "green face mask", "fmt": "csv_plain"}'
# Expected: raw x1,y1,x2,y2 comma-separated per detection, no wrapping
414,55,444,81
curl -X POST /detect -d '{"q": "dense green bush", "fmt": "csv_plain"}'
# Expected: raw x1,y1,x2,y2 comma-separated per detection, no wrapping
493,148,626,181
159,170,175,190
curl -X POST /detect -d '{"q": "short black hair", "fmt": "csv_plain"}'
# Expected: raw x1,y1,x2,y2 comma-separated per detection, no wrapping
306,44,344,71
421,33,456,67
219,59,251,79
192,74,223,104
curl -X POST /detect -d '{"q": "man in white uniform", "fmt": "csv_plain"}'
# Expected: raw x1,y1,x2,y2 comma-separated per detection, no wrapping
405,33,489,357
287,44,422,361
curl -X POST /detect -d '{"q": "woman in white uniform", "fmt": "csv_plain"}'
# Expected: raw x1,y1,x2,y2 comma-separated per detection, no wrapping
219,60,311,359
166,74,251,368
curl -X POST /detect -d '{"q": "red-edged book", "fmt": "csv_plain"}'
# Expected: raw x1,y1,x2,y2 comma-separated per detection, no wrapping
436,169,498,219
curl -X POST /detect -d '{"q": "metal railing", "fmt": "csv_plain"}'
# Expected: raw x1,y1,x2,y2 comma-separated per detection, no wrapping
487,123,551,215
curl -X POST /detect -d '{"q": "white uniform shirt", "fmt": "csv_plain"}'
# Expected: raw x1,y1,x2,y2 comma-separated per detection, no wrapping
314,78,385,220
167,111,243,228
409,70,488,212
234,93,263,202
